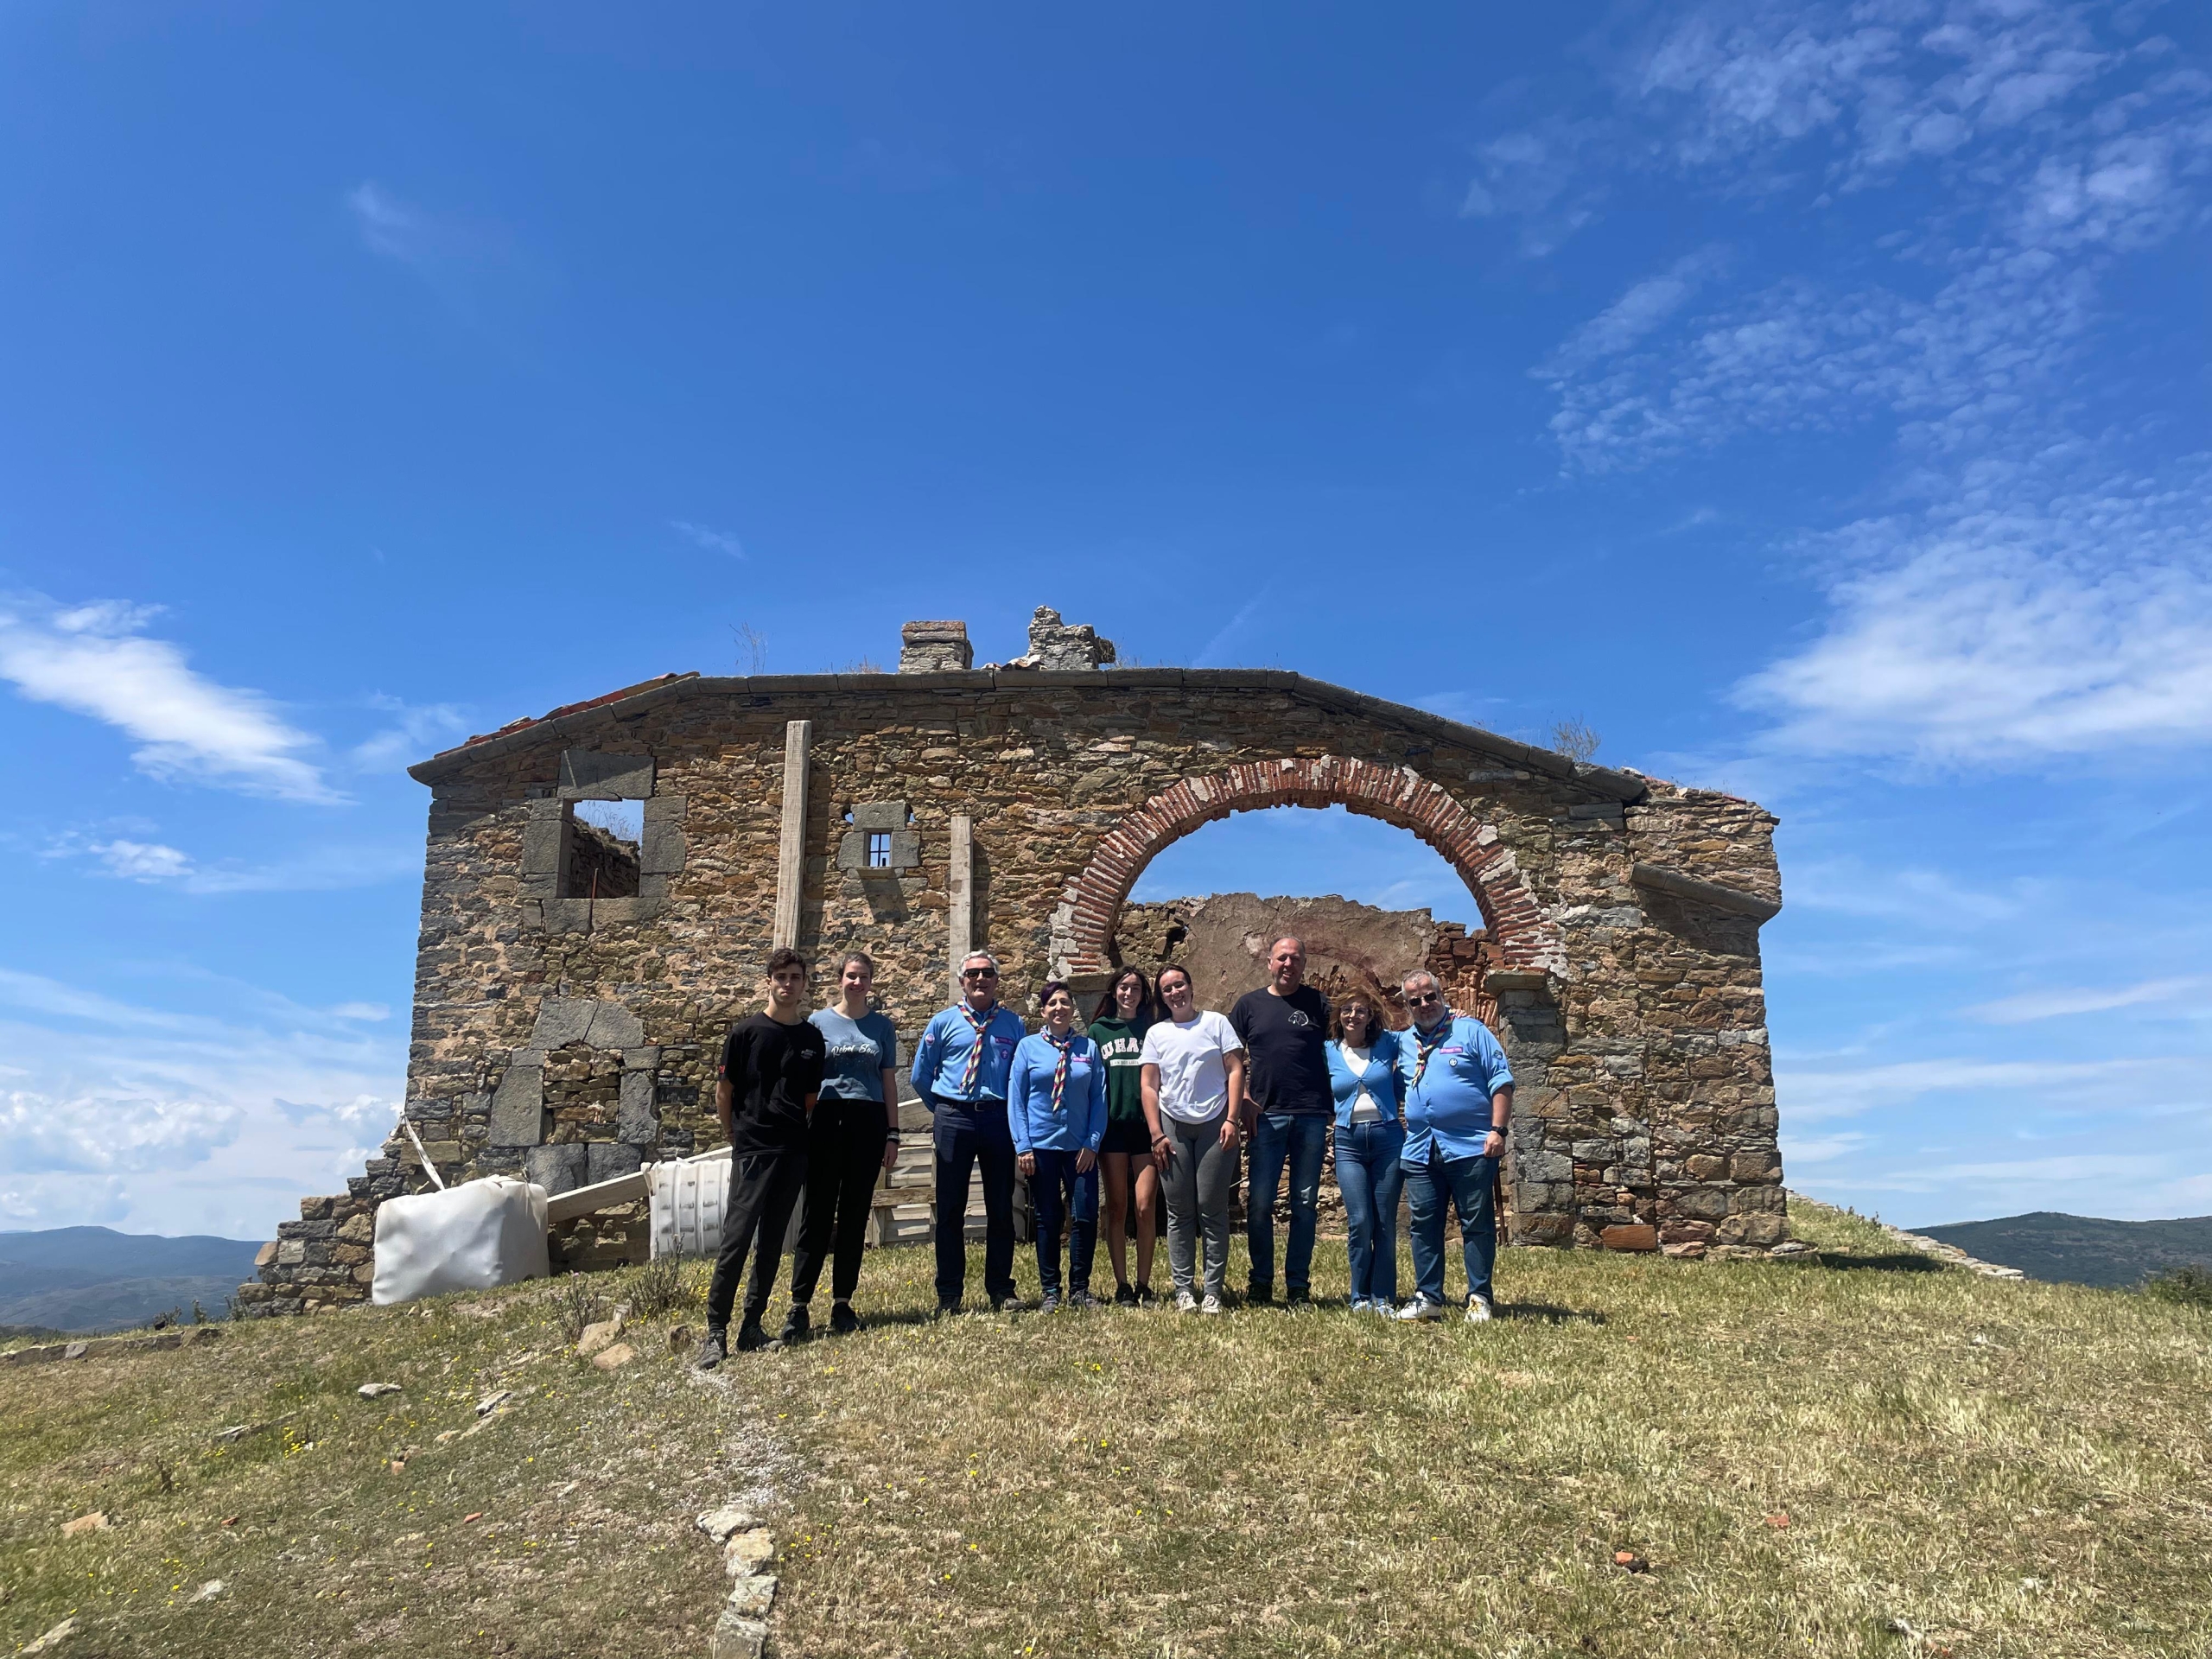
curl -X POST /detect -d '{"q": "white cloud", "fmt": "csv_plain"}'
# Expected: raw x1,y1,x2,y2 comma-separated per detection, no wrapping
350,695,468,772
0,967,404,1237
1519,3,2212,472
1739,460,2212,762
1778,1053,2202,1122
1456,116,1612,256
347,181,434,266
0,595,338,802
1964,976,2209,1025
92,839,193,881
48,830,418,895
327,1002,391,1022
671,520,747,560
1784,856,2032,925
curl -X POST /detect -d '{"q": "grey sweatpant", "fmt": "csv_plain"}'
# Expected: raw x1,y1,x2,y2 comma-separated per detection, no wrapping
1161,1112,1238,1299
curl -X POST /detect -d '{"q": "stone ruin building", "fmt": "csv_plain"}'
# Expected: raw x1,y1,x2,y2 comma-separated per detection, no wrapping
235,606,1788,1315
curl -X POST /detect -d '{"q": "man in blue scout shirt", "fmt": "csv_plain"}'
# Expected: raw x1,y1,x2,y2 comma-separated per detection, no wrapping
910,950,1029,1315
1394,969,1515,1324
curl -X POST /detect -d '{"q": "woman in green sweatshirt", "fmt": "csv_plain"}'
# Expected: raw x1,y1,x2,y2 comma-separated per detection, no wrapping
1089,966,1160,1306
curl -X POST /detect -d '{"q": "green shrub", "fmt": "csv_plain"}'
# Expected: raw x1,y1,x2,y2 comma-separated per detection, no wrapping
2142,1262,2212,1307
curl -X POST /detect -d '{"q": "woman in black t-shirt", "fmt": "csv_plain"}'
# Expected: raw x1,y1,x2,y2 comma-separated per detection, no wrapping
1089,967,1160,1306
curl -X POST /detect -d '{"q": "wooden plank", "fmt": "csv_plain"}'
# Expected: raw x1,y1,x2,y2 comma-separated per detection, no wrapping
773,719,812,948
545,1169,649,1224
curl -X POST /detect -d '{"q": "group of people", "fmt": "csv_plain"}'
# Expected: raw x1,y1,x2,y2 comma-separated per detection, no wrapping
694,937,1516,1370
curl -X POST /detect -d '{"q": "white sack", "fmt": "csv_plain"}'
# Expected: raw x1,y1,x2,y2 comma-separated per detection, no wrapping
650,1155,732,1259
372,1176,550,1305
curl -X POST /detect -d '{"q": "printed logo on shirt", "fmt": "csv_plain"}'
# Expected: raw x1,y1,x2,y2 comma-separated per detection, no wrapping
1287,1009,1316,1029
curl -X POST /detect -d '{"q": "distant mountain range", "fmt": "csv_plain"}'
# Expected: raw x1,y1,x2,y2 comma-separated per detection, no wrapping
0,1226,264,1334
1916,1211,2212,1288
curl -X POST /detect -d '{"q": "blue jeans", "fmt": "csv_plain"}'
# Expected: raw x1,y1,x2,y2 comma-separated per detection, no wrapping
1404,1151,1497,1307
1335,1119,1406,1305
932,1103,1017,1307
1245,1112,1327,1295
1027,1149,1099,1297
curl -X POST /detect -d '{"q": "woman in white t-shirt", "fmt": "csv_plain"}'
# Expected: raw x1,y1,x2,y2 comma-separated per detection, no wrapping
1139,964,1246,1313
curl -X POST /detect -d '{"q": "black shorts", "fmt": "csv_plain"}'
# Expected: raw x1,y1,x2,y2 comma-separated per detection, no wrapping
1099,1116,1154,1156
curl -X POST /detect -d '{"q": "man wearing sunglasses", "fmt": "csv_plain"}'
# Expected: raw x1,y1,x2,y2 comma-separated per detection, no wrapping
910,951,1028,1315
1395,969,1514,1324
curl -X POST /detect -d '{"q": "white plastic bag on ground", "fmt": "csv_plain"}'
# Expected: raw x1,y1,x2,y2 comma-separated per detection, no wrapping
650,1155,732,1258
372,1176,550,1305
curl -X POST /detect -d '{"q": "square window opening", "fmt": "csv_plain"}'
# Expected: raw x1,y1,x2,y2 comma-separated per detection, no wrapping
866,831,893,869
563,799,643,899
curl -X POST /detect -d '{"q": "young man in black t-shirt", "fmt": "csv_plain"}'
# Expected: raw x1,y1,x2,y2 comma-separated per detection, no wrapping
1230,936,1333,1306
697,947,827,1368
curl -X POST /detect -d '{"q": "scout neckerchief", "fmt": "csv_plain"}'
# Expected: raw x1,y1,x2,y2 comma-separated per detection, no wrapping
957,1001,999,1094
1411,1013,1455,1088
1043,1027,1075,1112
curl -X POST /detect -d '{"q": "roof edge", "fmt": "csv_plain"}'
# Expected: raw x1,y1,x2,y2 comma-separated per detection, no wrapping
408,668,1649,802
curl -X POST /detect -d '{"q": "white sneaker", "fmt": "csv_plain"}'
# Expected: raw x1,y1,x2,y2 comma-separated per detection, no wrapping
1199,1293,1224,1315
1175,1289,1199,1313
1465,1295,1493,1323
1396,1297,1446,1322
1366,1299,1396,1317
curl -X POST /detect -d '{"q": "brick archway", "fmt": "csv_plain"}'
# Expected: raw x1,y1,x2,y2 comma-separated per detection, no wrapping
1053,754,1566,981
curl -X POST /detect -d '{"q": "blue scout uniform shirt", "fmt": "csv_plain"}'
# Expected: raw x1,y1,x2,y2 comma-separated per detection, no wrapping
1397,1012,1514,1166
1006,1032,1109,1154
910,1001,1027,1110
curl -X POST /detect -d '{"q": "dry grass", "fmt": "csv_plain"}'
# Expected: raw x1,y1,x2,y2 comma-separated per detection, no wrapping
4,1198,2208,1658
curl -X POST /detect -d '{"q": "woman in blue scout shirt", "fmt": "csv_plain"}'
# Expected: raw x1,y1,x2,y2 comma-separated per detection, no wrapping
1394,969,1515,1323
1325,991,1405,1315
1007,981,1109,1310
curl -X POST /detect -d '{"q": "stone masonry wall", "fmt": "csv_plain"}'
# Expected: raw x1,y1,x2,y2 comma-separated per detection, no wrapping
238,658,1785,1313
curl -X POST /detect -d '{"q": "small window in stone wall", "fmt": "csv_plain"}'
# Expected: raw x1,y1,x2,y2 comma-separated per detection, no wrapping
563,799,642,899
867,831,892,868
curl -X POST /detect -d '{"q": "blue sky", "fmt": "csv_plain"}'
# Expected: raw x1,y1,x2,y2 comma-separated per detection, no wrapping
2,2,2206,1240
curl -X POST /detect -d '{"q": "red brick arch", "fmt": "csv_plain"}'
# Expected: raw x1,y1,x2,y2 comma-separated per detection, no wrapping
1054,754,1566,980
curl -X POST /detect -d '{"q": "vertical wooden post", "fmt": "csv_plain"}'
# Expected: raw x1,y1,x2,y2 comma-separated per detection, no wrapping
948,812,974,999
772,719,811,950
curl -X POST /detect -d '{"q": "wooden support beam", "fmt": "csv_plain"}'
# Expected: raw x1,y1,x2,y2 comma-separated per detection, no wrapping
772,719,812,949
948,811,974,999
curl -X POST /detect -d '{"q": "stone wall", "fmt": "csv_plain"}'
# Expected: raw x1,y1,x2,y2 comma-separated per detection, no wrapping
1112,893,1497,1030
237,626,1787,1313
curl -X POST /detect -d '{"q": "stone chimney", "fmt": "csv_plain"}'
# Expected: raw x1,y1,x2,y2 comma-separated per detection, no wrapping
899,620,973,673
1004,607,1116,671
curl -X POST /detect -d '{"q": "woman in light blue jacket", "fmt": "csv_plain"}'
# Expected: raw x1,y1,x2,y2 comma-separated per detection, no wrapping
1007,981,1109,1311
1326,992,1406,1313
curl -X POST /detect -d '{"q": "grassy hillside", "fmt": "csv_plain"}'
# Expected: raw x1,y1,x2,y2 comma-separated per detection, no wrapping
1914,1211,2212,1288
3,1197,2208,1659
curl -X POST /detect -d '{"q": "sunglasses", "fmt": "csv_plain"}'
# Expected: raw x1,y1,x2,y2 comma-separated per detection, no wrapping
1406,991,1441,1007
962,968,999,980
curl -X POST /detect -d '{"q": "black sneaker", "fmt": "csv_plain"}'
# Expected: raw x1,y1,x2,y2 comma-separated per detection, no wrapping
829,1302,861,1335
933,1300,963,1320
1068,1288,1102,1310
734,1319,768,1352
694,1330,728,1371
780,1304,811,1344
1247,1281,1275,1306
1112,1284,1138,1307
998,1294,1024,1314
1286,1288,1313,1309
1038,1292,1061,1314
1133,1285,1158,1307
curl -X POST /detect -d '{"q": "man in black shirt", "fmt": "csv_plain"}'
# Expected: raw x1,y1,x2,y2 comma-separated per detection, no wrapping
1230,936,1332,1306
697,947,826,1368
